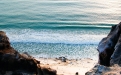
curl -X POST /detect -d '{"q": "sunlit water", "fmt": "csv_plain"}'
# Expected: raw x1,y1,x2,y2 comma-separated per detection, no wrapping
0,0,121,59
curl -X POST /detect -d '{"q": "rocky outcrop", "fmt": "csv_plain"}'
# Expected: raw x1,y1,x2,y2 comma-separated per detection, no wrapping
85,64,121,75
97,22,121,66
110,34,121,66
86,22,121,75
0,31,56,75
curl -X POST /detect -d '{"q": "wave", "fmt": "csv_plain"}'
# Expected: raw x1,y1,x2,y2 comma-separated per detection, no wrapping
5,30,106,45
0,22,110,45
0,22,113,29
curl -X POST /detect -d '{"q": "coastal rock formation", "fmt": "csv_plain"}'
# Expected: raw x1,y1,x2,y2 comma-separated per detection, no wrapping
0,31,56,75
110,34,121,66
86,22,121,75
85,64,121,75
97,22,121,66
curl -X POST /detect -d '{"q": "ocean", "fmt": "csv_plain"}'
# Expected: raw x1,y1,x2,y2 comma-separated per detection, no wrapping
0,0,121,59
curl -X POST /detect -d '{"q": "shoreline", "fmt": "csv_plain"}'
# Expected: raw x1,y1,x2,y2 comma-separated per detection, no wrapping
36,57,98,75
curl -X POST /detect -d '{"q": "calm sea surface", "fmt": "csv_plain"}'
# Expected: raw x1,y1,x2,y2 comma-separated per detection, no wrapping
0,0,121,59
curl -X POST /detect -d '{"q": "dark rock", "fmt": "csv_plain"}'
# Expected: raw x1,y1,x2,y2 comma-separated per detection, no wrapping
38,65,57,75
12,71,23,75
86,22,121,75
42,67,57,75
110,34,121,66
86,64,121,75
61,57,66,62
97,22,121,66
85,64,110,75
58,57,67,62
0,31,57,75
75,72,78,75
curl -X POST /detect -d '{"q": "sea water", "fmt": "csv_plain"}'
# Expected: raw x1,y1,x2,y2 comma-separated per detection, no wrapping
0,0,121,59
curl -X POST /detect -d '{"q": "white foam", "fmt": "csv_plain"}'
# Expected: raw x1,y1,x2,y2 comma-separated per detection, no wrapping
6,29,106,45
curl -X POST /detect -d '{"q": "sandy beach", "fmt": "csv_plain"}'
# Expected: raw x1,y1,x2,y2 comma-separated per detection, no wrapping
37,58,97,75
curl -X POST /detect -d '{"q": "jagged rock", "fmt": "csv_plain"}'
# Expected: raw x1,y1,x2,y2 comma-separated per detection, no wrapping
0,31,41,75
85,64,110,75
97,22,121,66
85,64,121,75
0,31,57,75
86,22,121,75
110,34,121,66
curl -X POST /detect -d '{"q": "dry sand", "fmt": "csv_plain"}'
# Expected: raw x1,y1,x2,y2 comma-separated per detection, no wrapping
37,58,97,75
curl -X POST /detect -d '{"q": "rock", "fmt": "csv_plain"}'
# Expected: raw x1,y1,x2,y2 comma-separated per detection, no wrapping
0,31,57,75
58,57,67,62
110,34,121,66
38,65,57,75
85,64,110,75
86,22,121,75
22,52,32,58
86,64,121,75
12,72,23,75
75,72,78,75
97,22,121,66
61,57,66,62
